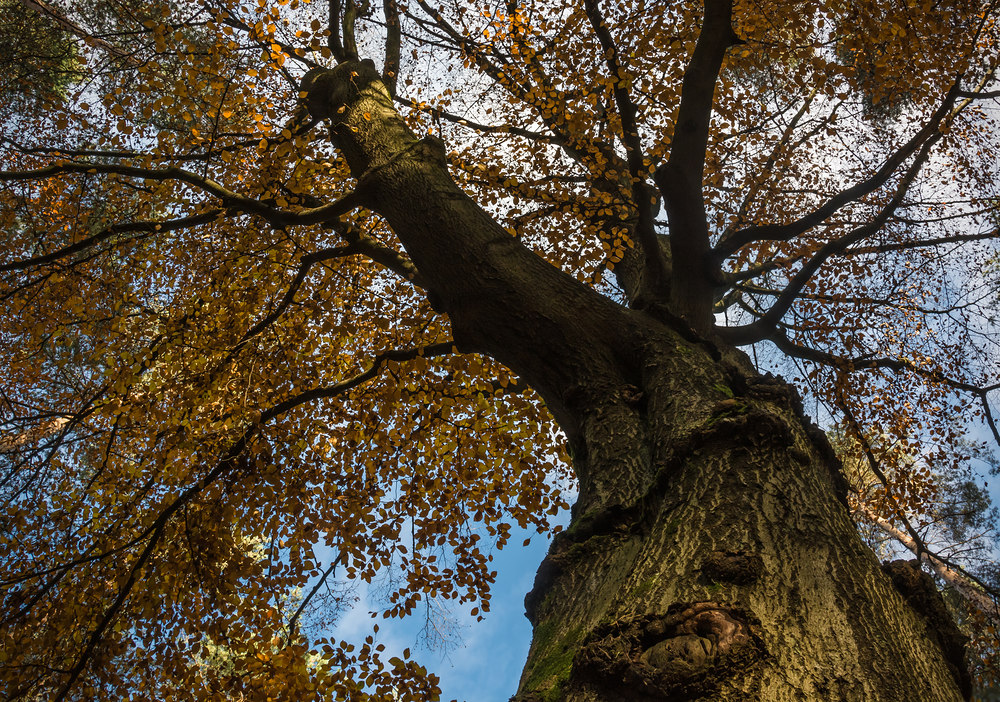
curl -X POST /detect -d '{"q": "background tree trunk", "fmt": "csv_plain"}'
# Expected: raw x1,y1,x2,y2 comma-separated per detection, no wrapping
304,60,971,702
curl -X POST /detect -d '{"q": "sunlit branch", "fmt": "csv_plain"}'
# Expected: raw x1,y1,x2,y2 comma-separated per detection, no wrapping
854,502,1000,623
0,163,362,228
0,209,224,273
0,416,71,451
841,389,1000,618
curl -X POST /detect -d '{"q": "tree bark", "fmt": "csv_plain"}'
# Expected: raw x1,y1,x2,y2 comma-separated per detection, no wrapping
303,60,971,702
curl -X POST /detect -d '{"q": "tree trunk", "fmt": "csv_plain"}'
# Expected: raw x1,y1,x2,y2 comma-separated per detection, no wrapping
303,60,971,702
515,353,971,702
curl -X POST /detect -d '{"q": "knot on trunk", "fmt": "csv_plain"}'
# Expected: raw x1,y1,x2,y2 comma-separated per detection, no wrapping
882,559,972,700
701,550,762,585
574,603,764,700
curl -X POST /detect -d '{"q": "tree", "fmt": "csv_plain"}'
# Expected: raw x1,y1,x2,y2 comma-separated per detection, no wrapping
2,0,1000,699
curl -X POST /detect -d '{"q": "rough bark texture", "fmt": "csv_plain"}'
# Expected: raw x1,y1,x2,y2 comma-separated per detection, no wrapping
303,61,970,702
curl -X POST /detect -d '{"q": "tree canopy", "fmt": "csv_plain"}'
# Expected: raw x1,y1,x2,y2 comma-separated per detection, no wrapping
2,0,1000,699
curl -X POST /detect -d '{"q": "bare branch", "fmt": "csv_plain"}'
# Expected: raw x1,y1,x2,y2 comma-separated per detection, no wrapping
39,340,456,699
0,162,362,229
715,86,960,261
855,502,1000,623
763,328,1000,397
286,553,343,641
845,227,1000,255
19,0,139,65
719,133,940,345
725,87,819,238
396,96,561,145
0,209,224,273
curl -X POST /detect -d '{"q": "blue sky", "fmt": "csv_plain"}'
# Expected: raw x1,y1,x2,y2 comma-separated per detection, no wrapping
330,526,556,702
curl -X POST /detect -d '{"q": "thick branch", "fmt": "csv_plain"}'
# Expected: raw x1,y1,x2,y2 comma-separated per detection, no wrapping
654,0,739,325
383,0,402,95
328,0,347,62
342,0,360,61
301,60,639,433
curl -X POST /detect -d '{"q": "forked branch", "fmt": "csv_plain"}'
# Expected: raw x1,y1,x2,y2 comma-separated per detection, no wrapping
714,86,961,261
